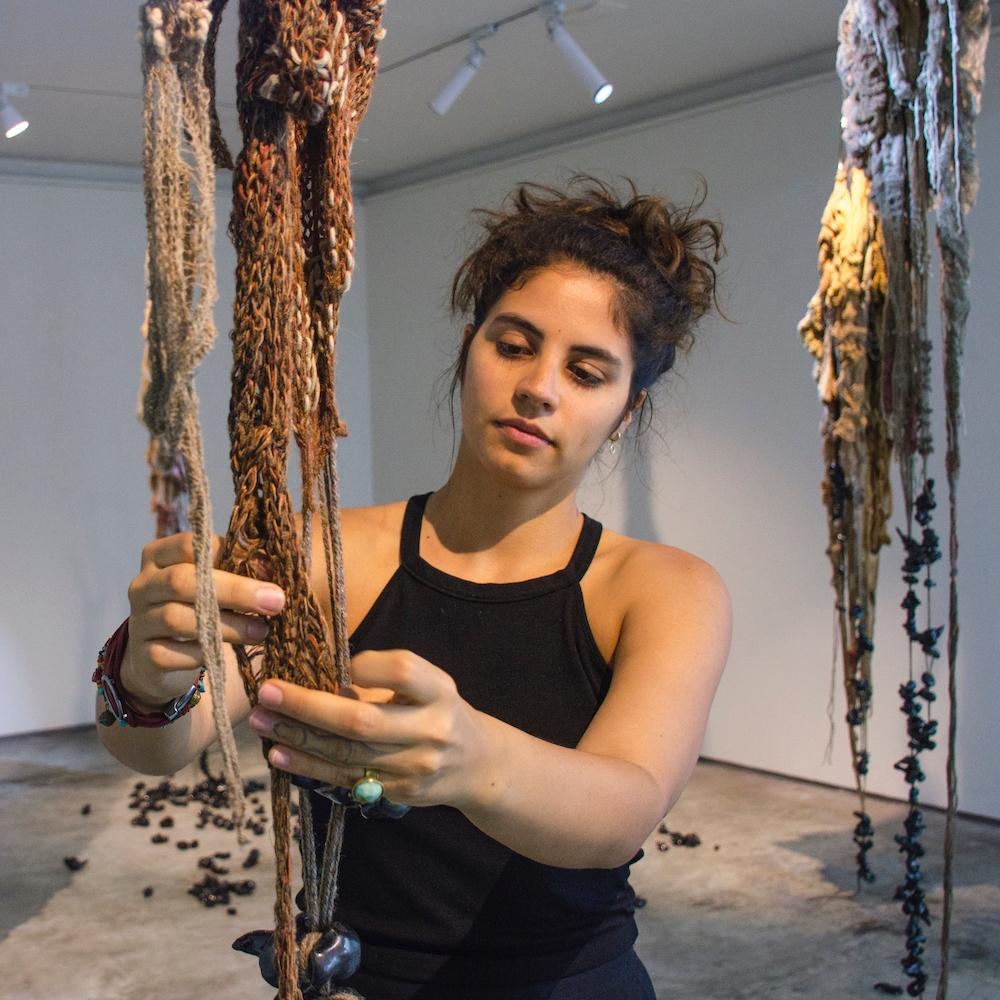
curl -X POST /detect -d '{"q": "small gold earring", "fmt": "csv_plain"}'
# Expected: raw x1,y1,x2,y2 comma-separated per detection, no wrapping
608,431,621,455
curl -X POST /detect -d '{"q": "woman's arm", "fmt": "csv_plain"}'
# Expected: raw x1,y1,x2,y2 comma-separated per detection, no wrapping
99,533,281,775
249,542,732,869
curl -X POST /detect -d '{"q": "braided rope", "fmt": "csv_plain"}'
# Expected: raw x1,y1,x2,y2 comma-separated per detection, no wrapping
223,3,385,996
139,0,247,841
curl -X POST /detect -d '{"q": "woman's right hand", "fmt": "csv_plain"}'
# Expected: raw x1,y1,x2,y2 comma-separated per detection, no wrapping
122,532,286,712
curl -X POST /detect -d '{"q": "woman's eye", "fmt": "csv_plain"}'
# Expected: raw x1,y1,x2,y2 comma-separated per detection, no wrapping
496,340,530,358
570,365,603,386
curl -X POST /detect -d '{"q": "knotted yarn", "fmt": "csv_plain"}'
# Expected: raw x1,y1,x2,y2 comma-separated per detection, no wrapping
222,2,385,997
138,0,247,840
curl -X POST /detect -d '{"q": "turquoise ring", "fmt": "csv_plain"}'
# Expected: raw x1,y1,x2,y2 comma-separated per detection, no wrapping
351,769,384,805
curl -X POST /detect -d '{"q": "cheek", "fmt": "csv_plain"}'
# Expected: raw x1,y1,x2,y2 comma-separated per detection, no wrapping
459,345,498,416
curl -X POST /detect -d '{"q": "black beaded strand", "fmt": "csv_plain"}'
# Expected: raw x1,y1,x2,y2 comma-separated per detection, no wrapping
893,479,942,997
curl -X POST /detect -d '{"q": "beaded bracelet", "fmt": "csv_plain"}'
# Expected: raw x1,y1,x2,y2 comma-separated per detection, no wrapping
93,617,205,728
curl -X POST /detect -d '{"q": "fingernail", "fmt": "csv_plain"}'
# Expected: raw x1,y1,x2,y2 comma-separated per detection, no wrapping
257,588,285,613
258,683,282,708
248,709,274,733
269,747,290,767
247,619,269,641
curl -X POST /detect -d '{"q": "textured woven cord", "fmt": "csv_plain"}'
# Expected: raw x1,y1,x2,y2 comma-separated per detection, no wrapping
224,3,386,997
205,0,235,169
139,0,247,839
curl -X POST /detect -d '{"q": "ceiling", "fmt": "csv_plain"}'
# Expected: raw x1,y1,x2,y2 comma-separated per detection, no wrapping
0,0,846,188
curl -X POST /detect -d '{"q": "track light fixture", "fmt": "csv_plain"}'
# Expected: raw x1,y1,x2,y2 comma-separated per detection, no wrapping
400,1,615,117
430,29,494,116
543,2,613,104
1,82,29,138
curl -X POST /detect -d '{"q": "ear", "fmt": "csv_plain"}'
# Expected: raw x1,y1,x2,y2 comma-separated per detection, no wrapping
462,323,475,346
617,389,647,434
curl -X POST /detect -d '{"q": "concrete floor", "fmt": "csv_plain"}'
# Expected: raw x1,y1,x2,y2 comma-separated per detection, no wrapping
1,726,997,1000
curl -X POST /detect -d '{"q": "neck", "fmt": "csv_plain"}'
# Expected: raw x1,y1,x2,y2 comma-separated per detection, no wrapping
424,440,584,561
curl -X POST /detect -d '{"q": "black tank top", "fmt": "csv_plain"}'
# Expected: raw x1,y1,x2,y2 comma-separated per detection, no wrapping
332,494,639,986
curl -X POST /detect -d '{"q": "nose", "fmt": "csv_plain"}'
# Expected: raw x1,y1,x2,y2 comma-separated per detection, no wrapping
514,355,560,413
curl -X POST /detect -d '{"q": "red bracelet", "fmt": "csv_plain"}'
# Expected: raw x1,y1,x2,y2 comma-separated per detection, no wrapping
93,618,205,728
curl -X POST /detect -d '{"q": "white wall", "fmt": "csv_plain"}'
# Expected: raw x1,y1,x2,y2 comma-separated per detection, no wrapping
0,168,373,737
361,66,1000,819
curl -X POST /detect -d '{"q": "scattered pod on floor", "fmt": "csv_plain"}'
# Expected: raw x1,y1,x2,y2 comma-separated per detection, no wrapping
160,816,174,828
63,856,87,871
656,842,668,852
633,897,647,909
143,886,154,898
190,873,257,908
243,848,261,869
81,804,91,816
151,833,169,844
198,855,230,875
873,984,904,995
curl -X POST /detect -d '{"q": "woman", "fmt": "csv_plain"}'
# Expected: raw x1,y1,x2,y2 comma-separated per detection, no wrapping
102,178,732,999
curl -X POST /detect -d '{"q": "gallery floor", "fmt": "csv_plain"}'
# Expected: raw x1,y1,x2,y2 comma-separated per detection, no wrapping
1,724,997,1000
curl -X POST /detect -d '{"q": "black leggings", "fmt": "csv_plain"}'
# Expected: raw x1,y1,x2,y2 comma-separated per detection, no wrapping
345,949,656,1000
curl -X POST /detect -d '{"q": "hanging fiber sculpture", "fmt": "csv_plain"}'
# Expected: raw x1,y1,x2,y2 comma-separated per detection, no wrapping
138,0,247,839
800,2,989,996
799,163,892,886
218,1,386,998
137,0,386,996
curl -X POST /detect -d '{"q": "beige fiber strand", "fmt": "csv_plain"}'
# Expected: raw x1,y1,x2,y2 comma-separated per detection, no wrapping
139,0,247,839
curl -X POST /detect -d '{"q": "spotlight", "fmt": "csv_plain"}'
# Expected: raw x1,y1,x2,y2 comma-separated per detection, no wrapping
1,82,29,138
431,37,488,116
544,3,613,105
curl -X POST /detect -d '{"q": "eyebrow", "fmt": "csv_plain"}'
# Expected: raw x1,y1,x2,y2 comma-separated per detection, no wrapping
488,313,624,374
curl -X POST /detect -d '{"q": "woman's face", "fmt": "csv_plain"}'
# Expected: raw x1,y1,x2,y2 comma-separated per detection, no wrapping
459,263,636,491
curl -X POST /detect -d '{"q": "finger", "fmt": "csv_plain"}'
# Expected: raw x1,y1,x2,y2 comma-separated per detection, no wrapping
256,681,424,746
250,710,385,766
137,602,271,645
140,562,285,618
348,650,455,705
141,532,196,571
265,745,369,791
265,745,411,804
145,637,205,672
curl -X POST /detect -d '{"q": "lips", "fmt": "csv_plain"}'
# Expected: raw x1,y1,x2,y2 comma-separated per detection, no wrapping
495,419,552,447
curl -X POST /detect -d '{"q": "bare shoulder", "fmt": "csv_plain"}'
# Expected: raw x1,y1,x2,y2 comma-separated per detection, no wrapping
606,530,729,612
581,528,731,662
340,501,407,549
312,501,408,633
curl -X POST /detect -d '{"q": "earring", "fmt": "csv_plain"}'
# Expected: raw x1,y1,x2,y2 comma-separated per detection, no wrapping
608,430,621,455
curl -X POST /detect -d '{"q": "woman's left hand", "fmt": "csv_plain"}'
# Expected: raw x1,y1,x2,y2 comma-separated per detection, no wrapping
247,650,491,809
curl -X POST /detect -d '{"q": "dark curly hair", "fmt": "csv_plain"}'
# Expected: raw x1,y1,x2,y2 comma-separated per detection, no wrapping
449,175,725,429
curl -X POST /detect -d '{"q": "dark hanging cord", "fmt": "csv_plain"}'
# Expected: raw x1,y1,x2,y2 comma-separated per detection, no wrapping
827,455,876,886
893,478,942,997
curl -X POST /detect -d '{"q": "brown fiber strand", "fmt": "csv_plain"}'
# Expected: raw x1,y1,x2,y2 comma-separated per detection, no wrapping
205,0,235,170
222,3,385,996
139,0,247,839
271,767,298,997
